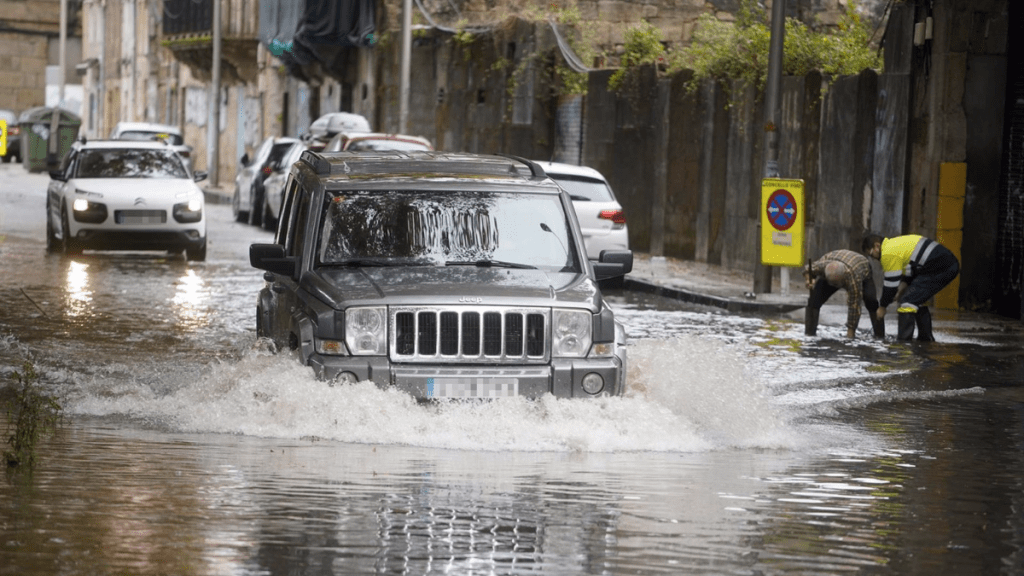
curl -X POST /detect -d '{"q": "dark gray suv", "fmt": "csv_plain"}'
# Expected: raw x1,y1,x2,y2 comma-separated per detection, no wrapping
250,151,632,400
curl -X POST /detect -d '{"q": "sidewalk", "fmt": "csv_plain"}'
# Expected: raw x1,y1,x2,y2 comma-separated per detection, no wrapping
625,252,1024,339
625,253,807,315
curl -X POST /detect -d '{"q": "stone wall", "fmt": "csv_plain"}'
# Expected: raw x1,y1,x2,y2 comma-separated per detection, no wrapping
0,0,62,112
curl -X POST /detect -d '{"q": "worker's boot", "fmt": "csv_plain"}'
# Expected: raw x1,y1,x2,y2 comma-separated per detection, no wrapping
915,306,935,342
870,313,885,339
805,307,819,336
897,312,916,341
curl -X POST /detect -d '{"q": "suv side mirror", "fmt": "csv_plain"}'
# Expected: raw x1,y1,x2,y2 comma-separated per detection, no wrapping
192,170,208,182
241,153,251,166
48,170,65,181
250,243,296,277
593,250,633,280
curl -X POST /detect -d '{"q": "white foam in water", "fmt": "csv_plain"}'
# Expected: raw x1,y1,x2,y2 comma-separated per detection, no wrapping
63,335,822,453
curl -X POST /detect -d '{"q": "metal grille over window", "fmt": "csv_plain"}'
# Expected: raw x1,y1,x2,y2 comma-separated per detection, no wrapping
392,307,548,362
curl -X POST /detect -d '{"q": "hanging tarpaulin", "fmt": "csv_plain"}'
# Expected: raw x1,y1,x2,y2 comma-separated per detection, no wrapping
279,0,376,78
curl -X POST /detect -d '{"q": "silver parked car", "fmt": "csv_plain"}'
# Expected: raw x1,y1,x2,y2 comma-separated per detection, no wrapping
260,140,306,231
250,150,633,400
232,136,301,225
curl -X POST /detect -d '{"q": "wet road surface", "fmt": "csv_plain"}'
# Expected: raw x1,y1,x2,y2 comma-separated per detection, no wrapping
2,164,1024,575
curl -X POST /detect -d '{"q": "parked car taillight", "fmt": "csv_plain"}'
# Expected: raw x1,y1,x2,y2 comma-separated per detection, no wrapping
598,209,626,225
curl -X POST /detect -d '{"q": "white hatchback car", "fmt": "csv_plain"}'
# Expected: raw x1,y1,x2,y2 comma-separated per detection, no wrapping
534,161,629,260
46,140,209,261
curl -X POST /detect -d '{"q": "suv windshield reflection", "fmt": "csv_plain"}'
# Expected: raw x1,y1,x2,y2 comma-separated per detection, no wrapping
318,190,579,271
76,149,189,179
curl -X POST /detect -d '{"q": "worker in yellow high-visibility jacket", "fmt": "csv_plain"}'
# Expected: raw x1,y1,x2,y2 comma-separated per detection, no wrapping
861,233,960,341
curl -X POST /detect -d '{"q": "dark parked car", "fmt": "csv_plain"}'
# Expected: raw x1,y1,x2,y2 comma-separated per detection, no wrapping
250,150,633,400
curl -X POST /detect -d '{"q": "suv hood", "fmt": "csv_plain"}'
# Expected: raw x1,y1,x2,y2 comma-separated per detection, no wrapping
306,266,601,309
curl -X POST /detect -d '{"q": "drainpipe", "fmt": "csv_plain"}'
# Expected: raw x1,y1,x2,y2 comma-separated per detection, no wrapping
59,0,67,107
399,0,411,133
208,0,221,186
98,0,105,136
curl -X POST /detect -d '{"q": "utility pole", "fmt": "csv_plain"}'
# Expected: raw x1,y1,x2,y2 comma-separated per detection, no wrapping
754,0,787,294
209,0,222,186
399,0,412,134
59,0,67,106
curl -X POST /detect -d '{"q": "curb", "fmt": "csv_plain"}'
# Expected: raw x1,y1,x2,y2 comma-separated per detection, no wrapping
622,277,805,315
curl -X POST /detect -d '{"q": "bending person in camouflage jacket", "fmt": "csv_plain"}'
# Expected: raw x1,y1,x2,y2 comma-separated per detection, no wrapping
803,249,884,339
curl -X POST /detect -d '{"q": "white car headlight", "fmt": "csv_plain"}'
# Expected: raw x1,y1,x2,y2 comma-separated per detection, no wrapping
552,308,592,358
345,306,386,355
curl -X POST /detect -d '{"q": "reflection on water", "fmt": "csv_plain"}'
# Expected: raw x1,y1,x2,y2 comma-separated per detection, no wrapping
63,259,93,319
172,268,210,329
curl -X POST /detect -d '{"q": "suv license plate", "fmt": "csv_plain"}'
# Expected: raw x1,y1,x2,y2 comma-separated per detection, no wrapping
427,377,519,399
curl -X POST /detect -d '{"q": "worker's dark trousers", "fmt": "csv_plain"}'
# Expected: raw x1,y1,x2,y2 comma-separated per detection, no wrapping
805,277,881,337
896,246,959,341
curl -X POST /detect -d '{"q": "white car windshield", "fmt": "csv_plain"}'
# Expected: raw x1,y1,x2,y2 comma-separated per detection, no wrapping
318,190,579,271
75,149,189,179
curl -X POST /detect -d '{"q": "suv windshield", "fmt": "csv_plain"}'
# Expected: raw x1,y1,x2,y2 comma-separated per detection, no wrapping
318,190,579,271
76,149,189,178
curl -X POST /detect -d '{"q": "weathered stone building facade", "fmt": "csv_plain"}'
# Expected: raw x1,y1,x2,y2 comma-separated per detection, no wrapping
0,0,82,113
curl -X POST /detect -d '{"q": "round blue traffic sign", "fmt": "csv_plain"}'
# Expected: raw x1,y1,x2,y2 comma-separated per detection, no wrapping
766,189,797,231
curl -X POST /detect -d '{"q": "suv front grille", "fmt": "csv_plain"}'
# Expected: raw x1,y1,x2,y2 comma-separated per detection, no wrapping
391,307,548,363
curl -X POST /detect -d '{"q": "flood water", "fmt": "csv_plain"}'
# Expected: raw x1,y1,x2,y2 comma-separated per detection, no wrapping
2,199,1024,574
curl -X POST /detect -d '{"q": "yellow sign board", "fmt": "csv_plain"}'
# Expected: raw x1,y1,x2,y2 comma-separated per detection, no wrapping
760,178,804,266
0,120,7,157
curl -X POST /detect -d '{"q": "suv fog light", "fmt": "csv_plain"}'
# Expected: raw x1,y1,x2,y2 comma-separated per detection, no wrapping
581,373,604,395
335,371,359,385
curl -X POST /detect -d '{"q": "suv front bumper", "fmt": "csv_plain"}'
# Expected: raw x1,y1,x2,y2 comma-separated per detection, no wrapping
306,355,625,399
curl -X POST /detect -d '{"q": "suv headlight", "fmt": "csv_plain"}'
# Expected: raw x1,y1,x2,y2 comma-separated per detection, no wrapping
552,308,592,358
345,306,386,355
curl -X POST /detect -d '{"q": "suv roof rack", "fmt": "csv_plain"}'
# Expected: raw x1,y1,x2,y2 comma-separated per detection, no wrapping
298,150,549,181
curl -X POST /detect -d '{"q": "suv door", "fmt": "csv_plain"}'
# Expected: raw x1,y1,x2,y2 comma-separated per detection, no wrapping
263,176,308,349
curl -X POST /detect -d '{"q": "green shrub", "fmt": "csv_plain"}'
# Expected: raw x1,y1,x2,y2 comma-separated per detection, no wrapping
669,0,882,93
3,362,63,468
608,21,665,93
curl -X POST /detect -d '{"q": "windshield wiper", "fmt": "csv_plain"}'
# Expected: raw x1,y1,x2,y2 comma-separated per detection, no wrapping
336,259,403,267
446,260,536,269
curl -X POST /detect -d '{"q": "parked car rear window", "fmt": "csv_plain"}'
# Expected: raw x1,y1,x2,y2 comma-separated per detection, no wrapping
318,190,579,271
76,149,189,179
346,138,432,152
547,174,615,202
116,130,185,146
